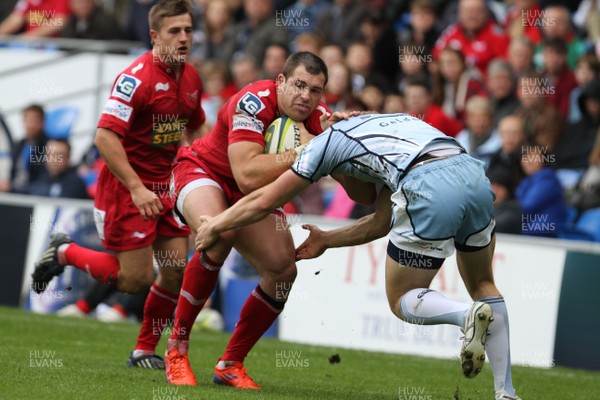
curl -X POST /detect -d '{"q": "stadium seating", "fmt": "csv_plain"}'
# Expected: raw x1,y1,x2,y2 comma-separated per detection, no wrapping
574,208,600,242
44,106,79,139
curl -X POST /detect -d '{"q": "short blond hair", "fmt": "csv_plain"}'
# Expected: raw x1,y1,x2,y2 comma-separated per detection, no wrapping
148,0,193,31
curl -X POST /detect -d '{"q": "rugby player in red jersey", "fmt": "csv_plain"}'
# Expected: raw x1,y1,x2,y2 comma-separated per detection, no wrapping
32,0,205,369
165,51,356,388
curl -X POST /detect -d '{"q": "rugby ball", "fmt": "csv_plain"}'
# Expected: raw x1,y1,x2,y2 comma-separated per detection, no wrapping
264,116,301,154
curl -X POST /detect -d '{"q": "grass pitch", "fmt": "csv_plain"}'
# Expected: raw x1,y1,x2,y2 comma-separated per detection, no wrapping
0,306,598,400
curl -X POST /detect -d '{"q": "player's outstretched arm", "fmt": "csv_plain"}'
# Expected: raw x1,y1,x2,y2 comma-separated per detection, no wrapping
295,186,393,261
195,170,310,250
95,127,163,220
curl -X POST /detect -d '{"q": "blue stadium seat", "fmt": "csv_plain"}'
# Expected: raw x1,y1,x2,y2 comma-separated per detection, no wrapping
575,208,600,242
45,106,79,139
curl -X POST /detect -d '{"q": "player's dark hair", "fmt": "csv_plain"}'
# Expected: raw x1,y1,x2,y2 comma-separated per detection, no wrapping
23,104,44,119
283,51,329,86
148,0,193,31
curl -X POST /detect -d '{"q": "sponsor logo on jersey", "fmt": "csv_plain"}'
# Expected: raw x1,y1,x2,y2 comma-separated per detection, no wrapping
155,82,170,92
151,118,187,146
112,74,141,102
232,114,264,134
236,92,266,116
102,99,133,122
257,89,270,97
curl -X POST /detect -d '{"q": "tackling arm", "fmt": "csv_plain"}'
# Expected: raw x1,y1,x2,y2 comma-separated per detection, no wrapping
196,171,310,249
296,186,393,260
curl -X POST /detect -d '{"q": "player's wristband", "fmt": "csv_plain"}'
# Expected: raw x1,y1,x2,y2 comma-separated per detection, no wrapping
293,144,306,162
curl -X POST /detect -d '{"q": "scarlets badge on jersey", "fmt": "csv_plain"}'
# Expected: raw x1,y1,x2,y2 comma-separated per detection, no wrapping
235,92,265,116
112,74,142,102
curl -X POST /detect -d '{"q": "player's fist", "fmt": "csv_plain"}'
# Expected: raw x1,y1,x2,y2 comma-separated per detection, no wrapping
295,224,328,261
195,216,218,251
131,186,163,221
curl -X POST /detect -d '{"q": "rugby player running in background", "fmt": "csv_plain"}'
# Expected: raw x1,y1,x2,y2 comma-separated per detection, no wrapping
32,0,205,370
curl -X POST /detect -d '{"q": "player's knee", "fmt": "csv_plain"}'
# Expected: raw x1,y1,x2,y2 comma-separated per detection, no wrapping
387,294,404,320
266,259,297,283
158,264,184,287
470,281,500,300
118,270,154,293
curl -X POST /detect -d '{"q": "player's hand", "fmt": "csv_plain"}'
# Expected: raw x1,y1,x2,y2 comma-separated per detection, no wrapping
295,224,328,261
131,186,163,221
297,121,315,145
320,110,361,131
195,216,218,251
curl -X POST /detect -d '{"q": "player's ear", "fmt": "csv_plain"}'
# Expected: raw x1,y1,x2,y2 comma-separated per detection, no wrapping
149,29,158,46
276,74,285,86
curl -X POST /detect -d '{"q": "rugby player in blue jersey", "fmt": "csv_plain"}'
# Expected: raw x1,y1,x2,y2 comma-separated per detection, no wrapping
194,113,520,400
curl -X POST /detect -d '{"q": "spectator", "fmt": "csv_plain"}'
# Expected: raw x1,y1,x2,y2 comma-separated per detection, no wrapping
541,38,578,118
516,70,564,152
397,0,439,61
535,4,587,70
487,166,522,235
61,0,123,40
315,0,365,49
565,132,600,213
0,113,12,192
201,60,234,128
226,0,289,64
487,59,521,128
395,44,430,95
123,0,158,48
261,43,289,80
433,0,509,76
359,84,385,113
10,104,49,194
517,144,567,238
573,0,600,41
282,0,331,41
27,139,89,199
555,78,600,169
503,0,544,45
383,93,404,114
488,114,527,190
191,0,236,62
323,62,362,112
569,53,600,123
230,55,260,90
433,47,487,121
358,8,398,86
404,78,463,137
455,96,501,166
345,42,388,96
293,31,324,55
508,36,536,76
0,0,70,37
319,43,345,71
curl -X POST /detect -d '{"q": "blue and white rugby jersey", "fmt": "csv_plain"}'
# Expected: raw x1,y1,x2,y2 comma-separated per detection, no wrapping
292,114,465,192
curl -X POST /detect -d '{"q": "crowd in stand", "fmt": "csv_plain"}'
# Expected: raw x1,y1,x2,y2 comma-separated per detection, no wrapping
1,0,600,239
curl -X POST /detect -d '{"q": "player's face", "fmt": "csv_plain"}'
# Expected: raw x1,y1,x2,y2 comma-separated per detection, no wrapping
151,14,193,65
276,65,326,121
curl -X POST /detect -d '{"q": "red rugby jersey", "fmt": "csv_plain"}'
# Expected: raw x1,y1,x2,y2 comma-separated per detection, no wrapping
98,51,205,184
190,80,330,179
